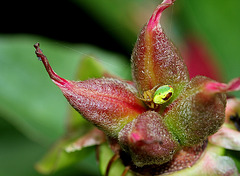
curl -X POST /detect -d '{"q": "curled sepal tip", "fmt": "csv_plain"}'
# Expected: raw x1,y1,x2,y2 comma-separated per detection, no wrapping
34,43,69,87
148,0,176,31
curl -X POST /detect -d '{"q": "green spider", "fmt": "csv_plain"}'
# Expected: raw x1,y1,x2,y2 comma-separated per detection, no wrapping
140,85,174,109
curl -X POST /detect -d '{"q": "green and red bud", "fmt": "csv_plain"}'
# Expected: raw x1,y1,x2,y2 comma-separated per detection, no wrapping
164,76,226,146
62,78,147,138
131,0,189,99
119,111,179,167
34,43,146,138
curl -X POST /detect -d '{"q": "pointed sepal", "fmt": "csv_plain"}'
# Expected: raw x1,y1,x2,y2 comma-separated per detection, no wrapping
164,76,226,146
62,78,146,138
34,43,146,139
131,0,189,98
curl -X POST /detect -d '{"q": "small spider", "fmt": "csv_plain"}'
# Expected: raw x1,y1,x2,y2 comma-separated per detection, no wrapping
139,85,174,109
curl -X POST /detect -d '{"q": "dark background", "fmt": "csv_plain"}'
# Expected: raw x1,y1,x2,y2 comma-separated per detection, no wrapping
1,0,129,56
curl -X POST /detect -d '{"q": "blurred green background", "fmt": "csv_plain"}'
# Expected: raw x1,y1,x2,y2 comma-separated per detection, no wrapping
0,0,240,175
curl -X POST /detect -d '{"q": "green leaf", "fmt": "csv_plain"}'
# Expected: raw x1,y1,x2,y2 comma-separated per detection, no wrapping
0,34,130,144
0,118,43,176
76,56,105,81
35,138,95,174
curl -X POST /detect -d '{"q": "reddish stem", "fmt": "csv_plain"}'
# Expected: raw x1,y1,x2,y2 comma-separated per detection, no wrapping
121,166,130,176
105,153,120,176
34,43,68,86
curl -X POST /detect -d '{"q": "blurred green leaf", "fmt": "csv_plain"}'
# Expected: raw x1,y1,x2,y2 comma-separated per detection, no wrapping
0,117,98,176
35,138,95,174
0,34,130,144
0,35,80,144
177,0,240,97
76,56,105,81
0,117,43,176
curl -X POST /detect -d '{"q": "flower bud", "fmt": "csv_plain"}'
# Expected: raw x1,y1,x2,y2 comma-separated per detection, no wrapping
118,111,180,167
61,78,146,138
131,0,189,99
164,76,226,146
34,43,146,138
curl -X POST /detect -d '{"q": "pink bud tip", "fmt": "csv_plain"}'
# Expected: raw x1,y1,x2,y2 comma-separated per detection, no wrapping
34,43,69,87
227,78,240,92
147,0,175,31
205,82,228,93
130,132,142,143
205,77,240,93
